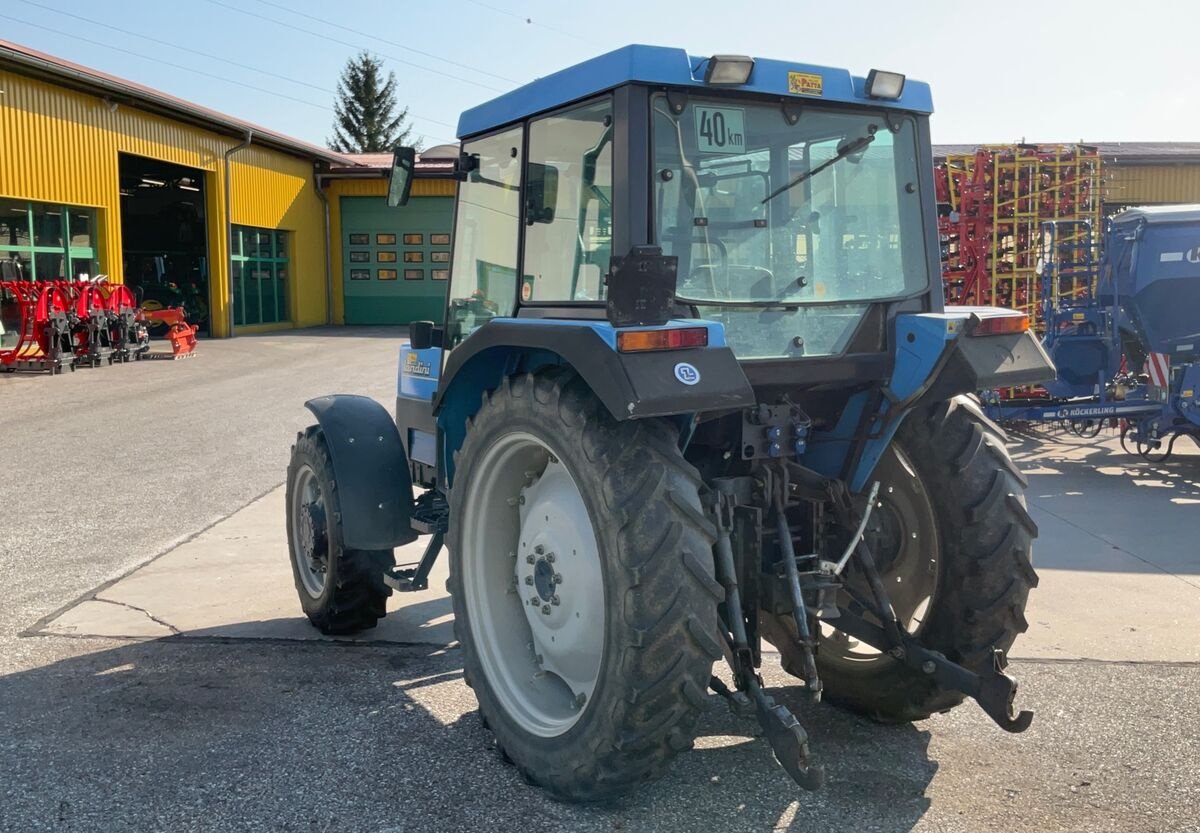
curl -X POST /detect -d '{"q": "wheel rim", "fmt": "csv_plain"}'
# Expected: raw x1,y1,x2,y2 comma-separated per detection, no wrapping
461,431,605,738
290,463,329,598
820,445,940,670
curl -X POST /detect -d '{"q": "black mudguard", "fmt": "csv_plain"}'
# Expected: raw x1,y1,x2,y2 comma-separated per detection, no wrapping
923,330,1056,404
304,394,416,549
433,321,755,421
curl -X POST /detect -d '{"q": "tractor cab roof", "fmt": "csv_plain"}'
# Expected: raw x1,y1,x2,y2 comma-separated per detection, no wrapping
456,44,933,139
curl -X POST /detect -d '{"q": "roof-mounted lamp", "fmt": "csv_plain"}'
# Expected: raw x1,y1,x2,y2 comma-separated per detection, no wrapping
865,69,906,100
703,55,755,85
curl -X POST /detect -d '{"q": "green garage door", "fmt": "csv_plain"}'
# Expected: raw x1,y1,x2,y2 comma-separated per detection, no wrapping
341,195,453,325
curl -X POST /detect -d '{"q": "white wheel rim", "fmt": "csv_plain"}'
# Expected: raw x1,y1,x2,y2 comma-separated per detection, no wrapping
290,464,328,598
461,431,605,737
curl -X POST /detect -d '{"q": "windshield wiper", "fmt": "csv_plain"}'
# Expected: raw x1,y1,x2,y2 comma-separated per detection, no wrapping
761,133,876,204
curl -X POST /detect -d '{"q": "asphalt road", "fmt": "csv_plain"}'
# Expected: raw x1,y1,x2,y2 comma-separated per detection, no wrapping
2,330,1198,833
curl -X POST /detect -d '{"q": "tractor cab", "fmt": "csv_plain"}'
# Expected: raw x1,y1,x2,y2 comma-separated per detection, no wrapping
289,46,1055,803
399,47,939,371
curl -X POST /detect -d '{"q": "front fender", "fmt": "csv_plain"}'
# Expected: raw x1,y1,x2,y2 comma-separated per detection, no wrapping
304,394,416,549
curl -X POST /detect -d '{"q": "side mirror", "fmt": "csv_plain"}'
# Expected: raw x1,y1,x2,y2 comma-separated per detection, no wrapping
387,146,416,207
409,319,434,350
524,162,559,224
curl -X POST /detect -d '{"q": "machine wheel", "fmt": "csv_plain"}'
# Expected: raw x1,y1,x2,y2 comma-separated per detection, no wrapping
285,426,394,634
763,394,1038,722
1137,434,1172,463
447,369,721,801
1070,418,1102,439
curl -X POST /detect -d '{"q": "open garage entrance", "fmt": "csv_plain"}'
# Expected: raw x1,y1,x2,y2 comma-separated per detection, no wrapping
118,154,211,335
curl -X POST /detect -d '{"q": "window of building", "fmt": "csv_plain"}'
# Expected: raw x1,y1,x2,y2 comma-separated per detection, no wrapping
0,199,98,281
522,98,613,302
445,126,522,348
231,225,290,326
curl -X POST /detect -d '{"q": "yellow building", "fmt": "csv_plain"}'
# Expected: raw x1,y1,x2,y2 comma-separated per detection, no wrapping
0,39,456,338
934,142,1200,214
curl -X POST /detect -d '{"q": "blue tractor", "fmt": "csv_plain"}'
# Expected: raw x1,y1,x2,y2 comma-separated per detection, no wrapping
285,46,1054,799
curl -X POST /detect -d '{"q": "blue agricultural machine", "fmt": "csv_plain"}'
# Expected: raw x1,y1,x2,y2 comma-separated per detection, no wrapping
284,46,1055,799
982,205,1200,461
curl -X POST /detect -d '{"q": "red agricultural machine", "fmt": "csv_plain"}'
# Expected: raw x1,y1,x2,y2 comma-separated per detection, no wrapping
936,144,1103,330
0,278,198,374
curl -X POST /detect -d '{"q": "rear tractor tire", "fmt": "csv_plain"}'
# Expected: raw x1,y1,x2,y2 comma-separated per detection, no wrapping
762,394,1038,723
285,426,394,634
446,369,723,802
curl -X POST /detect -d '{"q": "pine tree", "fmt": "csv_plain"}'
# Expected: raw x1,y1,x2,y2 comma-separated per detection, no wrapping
328,51,421,153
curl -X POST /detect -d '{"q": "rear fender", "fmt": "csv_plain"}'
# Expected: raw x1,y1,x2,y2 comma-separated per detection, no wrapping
805,310,1055,491
433,319,754,486
304,394,416,549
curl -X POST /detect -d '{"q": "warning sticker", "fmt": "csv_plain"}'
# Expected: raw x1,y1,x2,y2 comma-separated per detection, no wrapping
788,72,823,96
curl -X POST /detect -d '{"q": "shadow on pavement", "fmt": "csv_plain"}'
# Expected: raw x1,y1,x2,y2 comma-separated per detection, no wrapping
1004,425,1200,575
0,629,935,832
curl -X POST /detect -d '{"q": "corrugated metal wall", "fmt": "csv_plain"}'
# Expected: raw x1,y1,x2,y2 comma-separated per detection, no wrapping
1107,164,1200,206
0,68,327,335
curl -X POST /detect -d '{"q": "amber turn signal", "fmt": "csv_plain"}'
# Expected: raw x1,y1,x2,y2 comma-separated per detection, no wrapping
970,313,1029,336
616,327,709,352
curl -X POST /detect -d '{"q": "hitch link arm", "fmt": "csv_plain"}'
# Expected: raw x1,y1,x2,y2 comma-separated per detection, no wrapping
826,501,1034,733
710,482,824,791
771,476,822,701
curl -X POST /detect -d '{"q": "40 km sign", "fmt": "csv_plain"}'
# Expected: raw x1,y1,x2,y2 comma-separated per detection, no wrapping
695,106,745,154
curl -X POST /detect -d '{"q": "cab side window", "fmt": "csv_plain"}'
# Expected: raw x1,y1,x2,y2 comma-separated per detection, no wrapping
522,98,613,302
446,127,522,348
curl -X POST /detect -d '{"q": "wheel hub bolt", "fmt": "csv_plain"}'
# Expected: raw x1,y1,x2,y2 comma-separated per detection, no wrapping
546,552,556,563
921,660,936,674
534,545,545,555
541,604,551,615
553,573,562,585
526,555,535,564
524,576,534,585
551,596,560,606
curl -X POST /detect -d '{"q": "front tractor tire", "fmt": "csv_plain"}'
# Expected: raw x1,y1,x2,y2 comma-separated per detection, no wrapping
447,370,723,802
286,426,394,635
762,395,1039,722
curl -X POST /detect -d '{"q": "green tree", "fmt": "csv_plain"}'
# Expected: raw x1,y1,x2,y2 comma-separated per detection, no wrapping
328,51,421,153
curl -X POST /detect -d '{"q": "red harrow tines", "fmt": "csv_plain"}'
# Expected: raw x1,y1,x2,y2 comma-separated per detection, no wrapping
0,280,74,374
102,285,151,363
0,279,169,375
936,144,1103,332
68,282,112,368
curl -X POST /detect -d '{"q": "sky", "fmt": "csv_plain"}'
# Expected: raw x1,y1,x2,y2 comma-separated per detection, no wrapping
1,0,1196,149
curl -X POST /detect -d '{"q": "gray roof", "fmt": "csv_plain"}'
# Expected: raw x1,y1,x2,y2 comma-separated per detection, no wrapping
933,142,1200,165
1111,204,1200,224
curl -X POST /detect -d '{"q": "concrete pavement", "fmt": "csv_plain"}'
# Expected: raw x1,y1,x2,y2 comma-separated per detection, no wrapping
2,331,1199,832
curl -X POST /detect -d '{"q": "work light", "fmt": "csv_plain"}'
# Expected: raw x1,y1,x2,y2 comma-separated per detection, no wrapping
703,55,754,85
865,69,906,100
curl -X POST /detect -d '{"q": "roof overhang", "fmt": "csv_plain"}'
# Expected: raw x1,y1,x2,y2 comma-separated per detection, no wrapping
0,38,360,167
